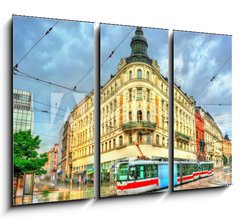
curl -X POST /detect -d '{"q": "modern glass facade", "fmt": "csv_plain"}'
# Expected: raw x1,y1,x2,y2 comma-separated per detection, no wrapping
13,89,34,132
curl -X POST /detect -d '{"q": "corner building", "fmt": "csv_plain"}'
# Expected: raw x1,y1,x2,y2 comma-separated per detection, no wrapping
100,27,169,175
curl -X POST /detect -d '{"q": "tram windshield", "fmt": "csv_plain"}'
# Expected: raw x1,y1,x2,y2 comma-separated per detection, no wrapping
117,163,129,181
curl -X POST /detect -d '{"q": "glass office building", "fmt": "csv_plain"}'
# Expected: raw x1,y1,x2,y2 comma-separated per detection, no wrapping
13,89,34,132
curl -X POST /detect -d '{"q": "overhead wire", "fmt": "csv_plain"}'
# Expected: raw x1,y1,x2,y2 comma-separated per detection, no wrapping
13,20,59,70
195,55,232,100
13,69,90,94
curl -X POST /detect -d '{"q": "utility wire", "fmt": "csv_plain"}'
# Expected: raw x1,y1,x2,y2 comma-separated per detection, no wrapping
34,108,66,118
62,28,135,100
14,69,90,94
13,20,59,69
32,99,70,114
101,27,134,67
195,55,232,100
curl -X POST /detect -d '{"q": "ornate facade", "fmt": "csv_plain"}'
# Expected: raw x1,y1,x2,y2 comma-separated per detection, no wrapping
100,27,170,176
195,107,206,161
222,134,232,165
173,87,196,160
203,111,223,167
70,92,94,182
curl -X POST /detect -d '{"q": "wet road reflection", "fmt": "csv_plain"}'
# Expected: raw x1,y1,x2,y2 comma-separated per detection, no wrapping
100,182,168,198
174,166,231,191
14,182,94,205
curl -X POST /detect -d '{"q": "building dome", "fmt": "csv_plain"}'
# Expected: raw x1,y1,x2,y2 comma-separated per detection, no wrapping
126,27,152,65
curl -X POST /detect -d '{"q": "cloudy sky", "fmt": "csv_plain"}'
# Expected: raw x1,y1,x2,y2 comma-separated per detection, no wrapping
100,24,169,85
13,15,94,152
174,31,232,139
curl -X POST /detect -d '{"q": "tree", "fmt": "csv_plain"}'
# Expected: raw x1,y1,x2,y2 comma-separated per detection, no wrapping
13,130,48,197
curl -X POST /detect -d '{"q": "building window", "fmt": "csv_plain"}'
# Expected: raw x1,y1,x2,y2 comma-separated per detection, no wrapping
137,132,143,143
119,135,123,146
129,89,132,101
156,134,159,145
129,70,132,80
147,111,150,121
129,111,132,121
129,133,133,144
105,142,108,151
137,69,142,79
137,110,142,122
147,89,150,101
113,138,116,148
163,137,165,147
146,71,149,80
109,140,111,150
146,133,151,144
137,88,142,100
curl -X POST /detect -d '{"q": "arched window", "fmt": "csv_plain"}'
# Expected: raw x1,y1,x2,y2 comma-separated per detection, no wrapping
146,71,149,80
129,111,132,121
119,135,123,146
109,140,111,150
137,69,142,79
129,133,133,144
147,111,150,121
129,70,132,80
137,110,142,122
156,134,159,145
105,142,108,151
163,137,165,147
113,138,116,148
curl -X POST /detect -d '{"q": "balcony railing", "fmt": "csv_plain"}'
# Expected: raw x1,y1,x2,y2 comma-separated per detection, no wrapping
123,121,156,131
175,131,190,141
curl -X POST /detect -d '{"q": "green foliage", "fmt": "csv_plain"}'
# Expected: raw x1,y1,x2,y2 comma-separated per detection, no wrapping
14,130,48,178
42,190,50,197
223,155,228,166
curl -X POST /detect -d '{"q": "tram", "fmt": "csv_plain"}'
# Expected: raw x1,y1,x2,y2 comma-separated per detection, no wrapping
116,159,214,195
173,161,214,186
116,158,169,196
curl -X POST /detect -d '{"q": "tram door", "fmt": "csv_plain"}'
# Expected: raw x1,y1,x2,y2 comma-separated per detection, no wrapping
158,163,169,189
173,163,178,186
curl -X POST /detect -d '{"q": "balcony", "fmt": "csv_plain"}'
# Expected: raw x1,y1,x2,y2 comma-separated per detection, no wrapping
175,131,190,142
123,121,156,131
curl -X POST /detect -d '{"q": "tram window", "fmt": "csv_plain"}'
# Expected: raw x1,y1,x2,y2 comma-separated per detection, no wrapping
194,164,198,172
177,163,180,177
136,165,145,180
146,165,158,178
129,166,136,180
152,165,158,177
182,164,193,175
117,163,129,181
